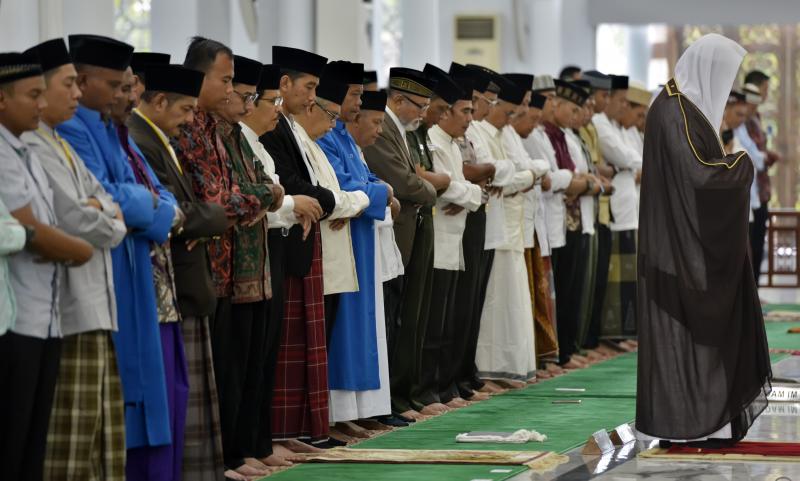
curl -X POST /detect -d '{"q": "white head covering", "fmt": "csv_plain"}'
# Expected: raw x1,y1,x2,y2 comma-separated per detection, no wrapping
673,33,747,133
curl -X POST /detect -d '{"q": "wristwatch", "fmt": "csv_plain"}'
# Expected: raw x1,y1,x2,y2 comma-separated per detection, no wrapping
23,224,36,248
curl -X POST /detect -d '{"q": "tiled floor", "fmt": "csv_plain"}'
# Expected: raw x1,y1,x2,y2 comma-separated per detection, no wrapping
509,356,800,481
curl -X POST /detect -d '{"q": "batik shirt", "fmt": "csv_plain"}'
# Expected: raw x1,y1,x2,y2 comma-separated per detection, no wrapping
217,119,273,303
174,111,262,298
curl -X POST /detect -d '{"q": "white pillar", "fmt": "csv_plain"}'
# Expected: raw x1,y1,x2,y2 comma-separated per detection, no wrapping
258,0,315,63
626,26,650,85
315,0,371,64
529,0,562,76
0,0,40,50
39,0,64,41
400,0,440,69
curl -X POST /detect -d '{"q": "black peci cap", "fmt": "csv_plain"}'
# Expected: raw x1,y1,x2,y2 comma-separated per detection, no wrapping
316,79,349,105
130,52,170,78
68,34,134,71
389,67,437,98
233,55,262,85
361,90,387,111
272,46,327,77
145,64,205,97
24,38,71,73
324,61,365,85
0,51,43,84
258,64,282,91
423,63,465,105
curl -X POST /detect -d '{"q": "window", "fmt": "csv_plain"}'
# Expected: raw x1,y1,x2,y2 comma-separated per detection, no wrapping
114,0,151,51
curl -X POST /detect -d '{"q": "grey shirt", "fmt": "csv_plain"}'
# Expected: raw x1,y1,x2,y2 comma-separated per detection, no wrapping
24,123,126,336
0,123,60,339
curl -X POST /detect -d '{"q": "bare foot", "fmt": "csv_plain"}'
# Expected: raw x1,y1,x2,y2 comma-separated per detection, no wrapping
526,376,538,384
545,363,565,376
536,369,552,379
468,391,490,401
420,403,449,415
353,419,392,431
281,439,324,453
480,380,509,393
595,344,619,357
224,469,249,480
234,463,269,478
260,453,293,467
572,354,590,364
585,350,606,362
400,409,427,421
329,428,358,444
335,422,372,439
493,379,526,389
446,398,469,408
562,359,584,369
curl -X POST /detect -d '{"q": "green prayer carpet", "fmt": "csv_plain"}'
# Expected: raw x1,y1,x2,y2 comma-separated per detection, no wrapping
265,305,800,480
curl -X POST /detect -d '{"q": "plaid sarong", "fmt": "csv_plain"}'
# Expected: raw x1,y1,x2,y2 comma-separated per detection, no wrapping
44,331,125,481
271,226,329,443
181,316,224,481
601,229,638,339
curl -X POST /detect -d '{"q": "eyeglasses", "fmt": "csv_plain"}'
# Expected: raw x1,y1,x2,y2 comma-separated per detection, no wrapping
259,95,283,107
232,90,259,104
401,93,430,113
314,99,340,122
477,94,499,107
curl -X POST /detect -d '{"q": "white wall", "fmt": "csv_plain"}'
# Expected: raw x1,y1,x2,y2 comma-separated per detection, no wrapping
62,0,114,37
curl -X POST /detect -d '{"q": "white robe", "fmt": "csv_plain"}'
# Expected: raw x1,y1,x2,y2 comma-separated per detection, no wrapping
475,123,537,381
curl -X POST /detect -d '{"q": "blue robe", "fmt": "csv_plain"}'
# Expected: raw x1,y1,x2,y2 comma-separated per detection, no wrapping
318,120,389,390
58,105,177,449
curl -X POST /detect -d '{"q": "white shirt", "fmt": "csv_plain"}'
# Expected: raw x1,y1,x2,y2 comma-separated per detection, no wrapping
502,127,550,249
428,125,483,270
285,113,319,185
475,121,535,252
466,121,507,250
296,122,368,294
593,112,641,231
239,121,297,229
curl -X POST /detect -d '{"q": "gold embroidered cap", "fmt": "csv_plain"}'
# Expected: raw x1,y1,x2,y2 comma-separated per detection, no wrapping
554,79,589,106
0,51,43,84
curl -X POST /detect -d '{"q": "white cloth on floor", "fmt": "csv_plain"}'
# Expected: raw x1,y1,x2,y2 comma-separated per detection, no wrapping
456,429,547,443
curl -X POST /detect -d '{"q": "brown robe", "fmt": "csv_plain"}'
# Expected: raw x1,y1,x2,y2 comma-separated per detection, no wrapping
636,78,772,441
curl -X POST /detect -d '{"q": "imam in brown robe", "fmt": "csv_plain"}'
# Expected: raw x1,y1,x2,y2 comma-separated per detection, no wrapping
636,77,771,442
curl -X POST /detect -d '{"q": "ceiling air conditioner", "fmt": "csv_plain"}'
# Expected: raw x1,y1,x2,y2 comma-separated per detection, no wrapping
453,15,500,71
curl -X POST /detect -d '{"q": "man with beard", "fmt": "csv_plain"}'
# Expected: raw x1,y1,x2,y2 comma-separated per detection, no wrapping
129,62,231,481
363,67,442,421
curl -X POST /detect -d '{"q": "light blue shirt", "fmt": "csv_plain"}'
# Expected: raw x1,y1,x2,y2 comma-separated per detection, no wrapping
734,123,765,212
0,198,26,336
